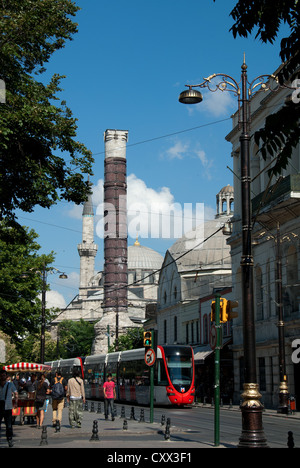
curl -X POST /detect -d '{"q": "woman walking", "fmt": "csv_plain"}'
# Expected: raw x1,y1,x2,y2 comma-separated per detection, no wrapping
33,373,49,428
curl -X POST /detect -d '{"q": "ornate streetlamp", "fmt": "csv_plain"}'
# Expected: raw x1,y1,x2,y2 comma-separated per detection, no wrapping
179,57,292,448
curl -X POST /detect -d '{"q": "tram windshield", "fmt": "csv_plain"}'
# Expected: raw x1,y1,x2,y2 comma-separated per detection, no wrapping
164,347,193,388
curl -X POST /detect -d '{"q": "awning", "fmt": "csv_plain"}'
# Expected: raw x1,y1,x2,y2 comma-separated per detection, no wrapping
3,363,52,373
193,338,232,364
193,345,213,364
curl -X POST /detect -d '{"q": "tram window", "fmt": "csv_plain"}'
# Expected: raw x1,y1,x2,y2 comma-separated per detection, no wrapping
119,359,150,386
86,364,104,385
166,356,193,386
156,359,168,386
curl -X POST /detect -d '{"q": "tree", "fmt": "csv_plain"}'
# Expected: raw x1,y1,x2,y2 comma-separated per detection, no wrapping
20,331,57,363
57,320,95,358
108,328,144,352
0,222,55,343
215,0,300,175
0,0,93,224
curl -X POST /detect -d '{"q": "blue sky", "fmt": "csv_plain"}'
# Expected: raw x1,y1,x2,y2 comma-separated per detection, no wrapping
16,0,289,308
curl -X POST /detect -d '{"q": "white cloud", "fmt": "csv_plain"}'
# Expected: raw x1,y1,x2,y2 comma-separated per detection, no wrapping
63,271,80,291
67,174,207,241
162,139,213,178
67,179,104,220
164,140,189,160
43,290,67,309
187,87,236,118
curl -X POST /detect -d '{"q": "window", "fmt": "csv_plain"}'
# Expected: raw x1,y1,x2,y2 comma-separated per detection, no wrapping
239,357,245,391
185,323,189,344
174,316,178,342
164,291,167,304
284,245,299,315
256,266,264,320
164,320,167,344
259,357,266,392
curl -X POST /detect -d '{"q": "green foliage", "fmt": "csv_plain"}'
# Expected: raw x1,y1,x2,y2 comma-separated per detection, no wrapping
0,0,93,222
0,221,55,343
57,319,95,358
214,0,300,175
108,328,144,353
20,331,57,363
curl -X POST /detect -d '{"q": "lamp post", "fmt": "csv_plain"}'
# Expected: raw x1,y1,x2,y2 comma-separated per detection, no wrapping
275,223,289,414
178,57,291,448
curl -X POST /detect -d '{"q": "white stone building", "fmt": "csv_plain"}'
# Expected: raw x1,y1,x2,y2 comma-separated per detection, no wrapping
156,186,235,401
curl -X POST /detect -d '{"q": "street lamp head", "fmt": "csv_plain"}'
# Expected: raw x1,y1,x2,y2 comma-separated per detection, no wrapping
179,87,203,104
59,273,68,279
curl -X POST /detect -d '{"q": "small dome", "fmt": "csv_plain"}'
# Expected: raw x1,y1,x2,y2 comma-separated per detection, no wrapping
219,184,234,195
128,242,163,271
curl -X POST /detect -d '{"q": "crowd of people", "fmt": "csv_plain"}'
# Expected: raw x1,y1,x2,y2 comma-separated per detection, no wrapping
0,367,112,448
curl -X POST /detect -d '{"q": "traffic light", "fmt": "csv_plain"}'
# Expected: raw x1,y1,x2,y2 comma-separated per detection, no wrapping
211,299,227,322
211,298,238,323
211,301,216,322
226,300,239,321
143,331,152,348
220,298,228,323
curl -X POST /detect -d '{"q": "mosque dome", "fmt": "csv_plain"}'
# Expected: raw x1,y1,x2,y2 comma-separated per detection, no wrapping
128,238,164,271
168,217,231,272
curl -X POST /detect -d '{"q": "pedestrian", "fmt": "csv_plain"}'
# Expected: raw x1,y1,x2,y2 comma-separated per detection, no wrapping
103,373,116,421
33,373,49,428
50,371,67,428
0,369,18,447
66,370,85,428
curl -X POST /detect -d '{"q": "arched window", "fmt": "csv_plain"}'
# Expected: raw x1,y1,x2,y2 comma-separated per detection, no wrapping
284,244,299,315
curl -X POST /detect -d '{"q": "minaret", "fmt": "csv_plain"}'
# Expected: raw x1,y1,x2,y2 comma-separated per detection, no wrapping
92,129,135,355
77,193,98,299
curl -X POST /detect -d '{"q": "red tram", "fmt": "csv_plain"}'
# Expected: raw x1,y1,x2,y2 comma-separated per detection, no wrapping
46,345,195,407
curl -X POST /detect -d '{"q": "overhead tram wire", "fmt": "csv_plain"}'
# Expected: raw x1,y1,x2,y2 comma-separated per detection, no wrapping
52,223,225,323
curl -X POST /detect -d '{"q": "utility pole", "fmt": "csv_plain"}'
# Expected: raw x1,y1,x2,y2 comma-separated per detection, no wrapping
276,223,289,413
214,294,221,447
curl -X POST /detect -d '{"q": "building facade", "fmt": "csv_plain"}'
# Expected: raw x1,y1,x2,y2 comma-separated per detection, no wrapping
226,70,300,409
156,186,234,402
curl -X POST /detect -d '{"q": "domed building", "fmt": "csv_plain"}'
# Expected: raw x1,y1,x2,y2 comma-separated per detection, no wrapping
156,186,234,403
128,238,163,299
53,202,163,352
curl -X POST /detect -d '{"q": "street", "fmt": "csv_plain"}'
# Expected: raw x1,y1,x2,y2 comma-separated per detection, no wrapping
1,400,299,449
127,402,300,448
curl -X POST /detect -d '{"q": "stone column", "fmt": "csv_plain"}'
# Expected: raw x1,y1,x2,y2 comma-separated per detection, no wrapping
92,129,134,355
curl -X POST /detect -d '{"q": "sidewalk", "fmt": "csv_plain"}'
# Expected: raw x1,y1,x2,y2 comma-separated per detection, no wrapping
194,401,300,419
0,404,223,449
1,402,297,449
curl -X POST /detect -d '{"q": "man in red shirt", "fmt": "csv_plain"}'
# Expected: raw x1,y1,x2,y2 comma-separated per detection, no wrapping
103,373,116,421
